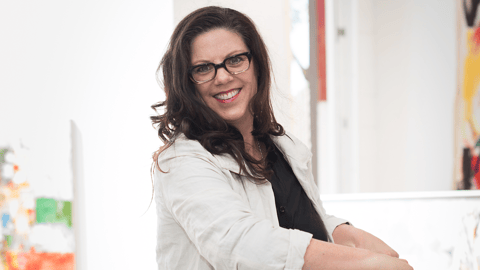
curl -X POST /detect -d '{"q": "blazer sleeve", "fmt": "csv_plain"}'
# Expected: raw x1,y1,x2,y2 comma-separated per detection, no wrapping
155,145,313,270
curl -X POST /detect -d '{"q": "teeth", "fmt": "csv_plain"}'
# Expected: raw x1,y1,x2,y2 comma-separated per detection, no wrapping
215,89,240,100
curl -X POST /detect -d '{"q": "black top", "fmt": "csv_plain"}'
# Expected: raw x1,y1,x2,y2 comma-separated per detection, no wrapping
266,143,329,242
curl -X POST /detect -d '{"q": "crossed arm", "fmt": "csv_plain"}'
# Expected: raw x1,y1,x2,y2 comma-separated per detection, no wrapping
302,224,413,270
158,140,413,269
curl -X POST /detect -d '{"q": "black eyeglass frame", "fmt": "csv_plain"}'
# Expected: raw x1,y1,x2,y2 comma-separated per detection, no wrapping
188,52,253,84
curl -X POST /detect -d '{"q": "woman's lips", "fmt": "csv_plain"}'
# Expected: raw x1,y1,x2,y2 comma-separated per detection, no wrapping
214,89,241,103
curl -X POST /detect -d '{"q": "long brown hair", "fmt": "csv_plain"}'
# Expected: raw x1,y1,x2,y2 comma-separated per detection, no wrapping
151,6,284,183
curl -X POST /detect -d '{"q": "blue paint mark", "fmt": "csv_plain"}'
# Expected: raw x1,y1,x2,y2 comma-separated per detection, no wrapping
1,214,10,228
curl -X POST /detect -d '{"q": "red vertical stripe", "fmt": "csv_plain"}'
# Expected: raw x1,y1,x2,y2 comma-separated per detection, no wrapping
317,0,327,101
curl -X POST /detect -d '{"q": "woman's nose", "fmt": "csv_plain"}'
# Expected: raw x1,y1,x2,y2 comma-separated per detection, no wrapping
214,67,233,85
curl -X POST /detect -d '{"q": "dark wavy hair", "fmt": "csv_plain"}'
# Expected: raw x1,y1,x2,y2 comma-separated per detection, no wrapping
151,6,284,183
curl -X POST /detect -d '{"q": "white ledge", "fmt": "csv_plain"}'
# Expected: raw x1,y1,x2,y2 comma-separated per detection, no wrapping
320,190,480,202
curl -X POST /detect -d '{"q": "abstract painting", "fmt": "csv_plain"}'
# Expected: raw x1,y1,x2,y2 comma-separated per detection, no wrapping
0,120,75,269
455,0,480,190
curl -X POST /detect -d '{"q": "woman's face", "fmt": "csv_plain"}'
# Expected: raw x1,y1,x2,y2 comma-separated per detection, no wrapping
190,28,257,129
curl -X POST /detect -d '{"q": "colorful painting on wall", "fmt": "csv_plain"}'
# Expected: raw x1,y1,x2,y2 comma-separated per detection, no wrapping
455,0,480,190
0,121,75,269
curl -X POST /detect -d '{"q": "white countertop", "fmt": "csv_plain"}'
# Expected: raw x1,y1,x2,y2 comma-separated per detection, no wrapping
320,190,480,202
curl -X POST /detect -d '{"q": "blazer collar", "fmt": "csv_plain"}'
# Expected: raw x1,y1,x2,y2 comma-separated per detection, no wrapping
215,133,312,177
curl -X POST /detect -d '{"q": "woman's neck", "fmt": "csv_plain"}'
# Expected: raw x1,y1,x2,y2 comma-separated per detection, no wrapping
229,115,262,160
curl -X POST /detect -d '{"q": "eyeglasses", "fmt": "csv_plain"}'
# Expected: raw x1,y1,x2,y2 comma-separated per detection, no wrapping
189,52,252,84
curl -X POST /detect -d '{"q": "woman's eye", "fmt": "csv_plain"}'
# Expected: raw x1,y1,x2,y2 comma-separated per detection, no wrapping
227,56,243,65
194,65,212,74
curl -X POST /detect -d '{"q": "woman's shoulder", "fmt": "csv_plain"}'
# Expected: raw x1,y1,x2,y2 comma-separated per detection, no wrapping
271,131,311,161
158,134,214,161
153,134,243,189
155,133,235,174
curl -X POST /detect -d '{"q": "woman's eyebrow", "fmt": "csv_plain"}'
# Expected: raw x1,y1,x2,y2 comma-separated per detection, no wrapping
225,50,245,57
191,49,246,65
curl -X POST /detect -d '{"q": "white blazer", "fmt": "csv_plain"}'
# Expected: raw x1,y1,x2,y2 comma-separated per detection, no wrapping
154,132,348,270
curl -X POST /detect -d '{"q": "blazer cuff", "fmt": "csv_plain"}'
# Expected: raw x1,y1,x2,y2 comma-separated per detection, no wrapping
325,217,351,243
285,229,313,270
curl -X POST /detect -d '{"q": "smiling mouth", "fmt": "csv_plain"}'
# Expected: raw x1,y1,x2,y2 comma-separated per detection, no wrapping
214,89,241,103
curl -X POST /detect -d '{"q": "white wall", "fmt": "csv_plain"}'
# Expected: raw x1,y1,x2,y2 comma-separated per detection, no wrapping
0,0,173,269
375,0,457,194
339,0,457,193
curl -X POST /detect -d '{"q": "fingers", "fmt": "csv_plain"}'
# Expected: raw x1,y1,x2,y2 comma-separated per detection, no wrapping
399,258,413,269
388,249,399,258
375,246,398,258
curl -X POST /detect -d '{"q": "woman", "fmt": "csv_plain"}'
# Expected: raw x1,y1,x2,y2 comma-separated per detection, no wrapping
151,6,413,270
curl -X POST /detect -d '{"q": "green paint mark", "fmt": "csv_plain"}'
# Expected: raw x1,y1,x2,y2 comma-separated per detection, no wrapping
0,149,7,164
475,137,480,147
36,198,73,227
56,201,72,228
36,198,57,223
5,235,12,247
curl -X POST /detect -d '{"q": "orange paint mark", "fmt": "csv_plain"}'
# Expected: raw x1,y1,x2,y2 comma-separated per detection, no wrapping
18,183,30,189
13,165,19,173
5,252,19,270
10,189,20,199
3,182,30,200
6,251,75,270
27,209,36,225
473,26,480,54
463,28,480,137
317,0,327,101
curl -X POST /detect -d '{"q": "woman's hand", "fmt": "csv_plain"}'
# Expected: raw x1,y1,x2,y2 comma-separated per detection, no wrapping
302,238,414,270
362,252,413,270
332,224,399,258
